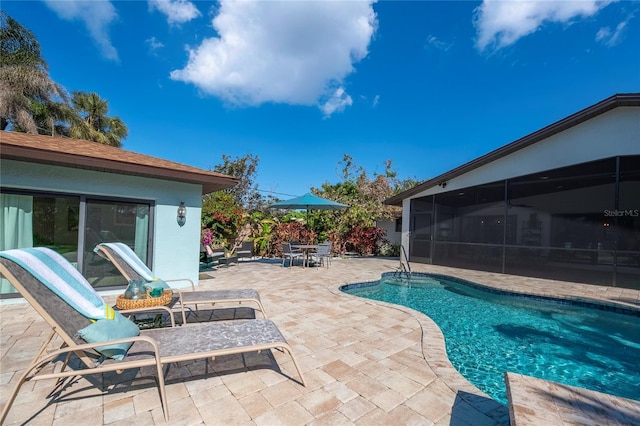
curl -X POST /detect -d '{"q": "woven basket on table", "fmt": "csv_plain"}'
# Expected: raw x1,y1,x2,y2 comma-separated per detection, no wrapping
115,290,173,310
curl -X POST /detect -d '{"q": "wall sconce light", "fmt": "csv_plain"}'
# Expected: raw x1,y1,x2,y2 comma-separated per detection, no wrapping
177,201,187,227
439,182,447,188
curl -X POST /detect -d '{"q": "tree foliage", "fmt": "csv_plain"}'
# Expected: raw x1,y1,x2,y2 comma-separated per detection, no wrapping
213,154,261,210
202,153,417,257
68,91,128,147
29,98,79,136
0,11,43,68
0,11,69,133
0,13,128,145
310,155,414,249
201,191,244,247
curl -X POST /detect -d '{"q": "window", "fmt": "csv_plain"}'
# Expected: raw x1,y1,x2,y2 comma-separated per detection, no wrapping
1,192,80,295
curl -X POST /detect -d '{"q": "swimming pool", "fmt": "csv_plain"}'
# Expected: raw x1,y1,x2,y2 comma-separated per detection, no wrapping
341,273,640,406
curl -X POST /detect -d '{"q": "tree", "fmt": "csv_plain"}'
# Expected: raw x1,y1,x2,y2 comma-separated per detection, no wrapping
30,99,77,136
212,154,262,210
200,154,265,250
0,11,69,133
68,91,128,147
311,155,417,253
201,191,244,248
317,154,399,227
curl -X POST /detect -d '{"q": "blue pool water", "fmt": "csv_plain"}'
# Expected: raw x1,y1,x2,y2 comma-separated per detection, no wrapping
341,273,640,406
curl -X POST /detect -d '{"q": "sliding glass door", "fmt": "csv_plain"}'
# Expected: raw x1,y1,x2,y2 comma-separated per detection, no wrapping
83,199,150,287
1,190,153,296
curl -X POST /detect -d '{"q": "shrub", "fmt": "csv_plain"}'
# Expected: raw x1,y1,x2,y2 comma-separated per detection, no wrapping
379,242,400,257
343,226,387,255
270,221,317,257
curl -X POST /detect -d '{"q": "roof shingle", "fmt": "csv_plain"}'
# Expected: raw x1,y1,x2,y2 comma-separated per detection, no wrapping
0,131,238,194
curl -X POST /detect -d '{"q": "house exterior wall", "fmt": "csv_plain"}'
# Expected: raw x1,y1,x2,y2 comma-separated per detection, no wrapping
400,107,640,254
376,219,401,245
411,107,638,200
1,158,202,289
396,105,639,288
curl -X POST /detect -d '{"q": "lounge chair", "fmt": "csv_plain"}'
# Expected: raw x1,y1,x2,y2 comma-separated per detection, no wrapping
94,242,266,324
0,247,305,423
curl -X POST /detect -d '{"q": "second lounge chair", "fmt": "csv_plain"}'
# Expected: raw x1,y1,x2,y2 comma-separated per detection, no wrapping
95,242,266,324
0,247,305,423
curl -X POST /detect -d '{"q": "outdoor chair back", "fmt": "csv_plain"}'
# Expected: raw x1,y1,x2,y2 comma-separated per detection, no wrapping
203,244,225,267
0,247,304,423
281,243,304,268
237,241,254,261
95,242,267,320
314,242,332,268
0,250,94,361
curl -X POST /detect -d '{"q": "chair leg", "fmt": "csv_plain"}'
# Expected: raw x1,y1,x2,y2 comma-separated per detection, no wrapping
0,331,58,424
280,343,307,387
0,365,32,424
155,362,170,421
254,300,267,318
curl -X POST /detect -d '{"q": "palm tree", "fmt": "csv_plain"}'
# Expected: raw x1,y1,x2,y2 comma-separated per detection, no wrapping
30,99,77,136
0,11,69,133
69,91,128,147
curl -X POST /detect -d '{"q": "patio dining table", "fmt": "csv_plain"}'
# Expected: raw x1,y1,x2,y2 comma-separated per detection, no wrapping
291,244,318,267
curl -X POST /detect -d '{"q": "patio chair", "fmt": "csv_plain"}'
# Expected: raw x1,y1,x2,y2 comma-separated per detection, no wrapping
237,240,254,261
312,242,332,268
281,242,304,268
94,243,267,324
201,244,225,268
0,247,305,424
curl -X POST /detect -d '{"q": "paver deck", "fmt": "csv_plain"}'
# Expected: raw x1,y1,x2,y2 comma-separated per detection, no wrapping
1,257,638,425
505,372,640,425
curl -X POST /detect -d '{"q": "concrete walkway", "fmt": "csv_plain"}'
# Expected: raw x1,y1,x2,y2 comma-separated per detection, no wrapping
1,256,638,425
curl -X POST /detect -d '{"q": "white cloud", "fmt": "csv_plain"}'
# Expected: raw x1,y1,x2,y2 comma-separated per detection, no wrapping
425,34,454,51
43,0,119,61
595,27,612,42
320,87,353,117
595,13,633,46
146,36,165,52
474,0,615,52
170,0,377,117
148,0,201,25
372,94,380,107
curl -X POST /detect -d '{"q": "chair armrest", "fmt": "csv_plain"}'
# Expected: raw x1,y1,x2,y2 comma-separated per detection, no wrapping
163,278,196,291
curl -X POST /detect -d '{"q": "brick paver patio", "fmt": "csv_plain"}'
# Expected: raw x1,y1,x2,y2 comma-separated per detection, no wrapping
1,256,638,425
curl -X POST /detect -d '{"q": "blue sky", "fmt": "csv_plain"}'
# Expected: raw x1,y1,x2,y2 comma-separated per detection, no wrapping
4,0,639,198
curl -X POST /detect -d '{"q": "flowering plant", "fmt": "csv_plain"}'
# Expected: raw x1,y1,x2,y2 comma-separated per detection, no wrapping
201,228,215,246
201,228,228,249
201,192,244,244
